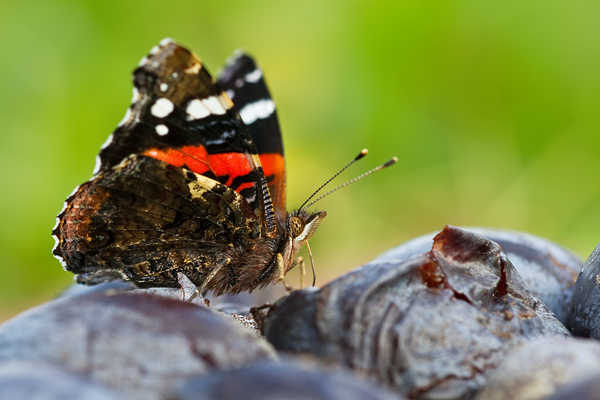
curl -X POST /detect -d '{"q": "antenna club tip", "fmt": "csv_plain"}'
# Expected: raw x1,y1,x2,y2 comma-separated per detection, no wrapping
355,149,368,161
383,157,398,168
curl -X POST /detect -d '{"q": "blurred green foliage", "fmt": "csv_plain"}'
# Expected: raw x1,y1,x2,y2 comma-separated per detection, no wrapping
1,0,600,320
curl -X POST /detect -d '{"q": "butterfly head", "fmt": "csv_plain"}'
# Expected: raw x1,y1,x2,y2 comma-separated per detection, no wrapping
276,151,397,284
288,209,326,251
276,209,326,273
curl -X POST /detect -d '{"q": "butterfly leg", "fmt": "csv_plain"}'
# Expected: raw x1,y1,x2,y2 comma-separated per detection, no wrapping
177,272,199,301
187,257,231,303
276,253,292,292
289,257,306,289
299,257,306,289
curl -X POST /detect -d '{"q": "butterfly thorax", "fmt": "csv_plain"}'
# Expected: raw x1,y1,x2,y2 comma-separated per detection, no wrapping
196,208,325,295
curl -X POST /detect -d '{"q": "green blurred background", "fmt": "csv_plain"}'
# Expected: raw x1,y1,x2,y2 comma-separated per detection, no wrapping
1,0,600,321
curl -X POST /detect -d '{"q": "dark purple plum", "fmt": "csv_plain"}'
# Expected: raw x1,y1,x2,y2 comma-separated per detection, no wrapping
263,226,570,399
569,241,600,338
0,292,275,400
0,360,124,400
171,358,403,400
377,227,582,325
474,337,600,400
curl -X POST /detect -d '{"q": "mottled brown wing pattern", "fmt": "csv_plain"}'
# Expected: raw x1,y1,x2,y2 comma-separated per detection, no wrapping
55,154,263,289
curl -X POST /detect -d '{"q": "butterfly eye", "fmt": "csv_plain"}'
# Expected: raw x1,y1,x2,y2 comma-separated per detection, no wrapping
289,216,305,238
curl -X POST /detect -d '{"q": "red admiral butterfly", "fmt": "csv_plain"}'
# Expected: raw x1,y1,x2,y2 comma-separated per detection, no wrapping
52,39,395,296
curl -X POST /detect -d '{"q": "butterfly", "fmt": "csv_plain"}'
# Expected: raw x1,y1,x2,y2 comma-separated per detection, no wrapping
52,39,326,296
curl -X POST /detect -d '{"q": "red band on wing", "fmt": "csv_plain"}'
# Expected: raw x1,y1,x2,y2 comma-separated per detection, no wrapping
143,145,254,192
259,153,284,180
207,152,253,181
144,145,210,174
259,153,286,211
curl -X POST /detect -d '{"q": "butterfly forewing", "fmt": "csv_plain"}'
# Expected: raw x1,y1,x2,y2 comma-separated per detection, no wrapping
96,42,266,214
217,52,286,212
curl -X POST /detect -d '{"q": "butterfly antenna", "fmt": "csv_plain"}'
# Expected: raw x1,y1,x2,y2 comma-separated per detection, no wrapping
298,149,369,212
301,157,398,211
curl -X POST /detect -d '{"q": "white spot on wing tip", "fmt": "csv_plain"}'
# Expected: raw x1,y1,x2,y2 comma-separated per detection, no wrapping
245,68,263,83
239,99,275,125
149,46,160,55
160,38,174,46
138,56,148,67
151,98,174,118
186,99,210,120
203,96,226,115
155,124,169,136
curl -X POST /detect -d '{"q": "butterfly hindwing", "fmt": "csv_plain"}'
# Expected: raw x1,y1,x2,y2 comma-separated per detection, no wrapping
57,154,261,287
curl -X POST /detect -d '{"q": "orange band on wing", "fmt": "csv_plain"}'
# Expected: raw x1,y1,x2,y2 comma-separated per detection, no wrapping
143,145,254,192
144,145,210,174
208,152,253,179
259,153,285,180
259,153,286,210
